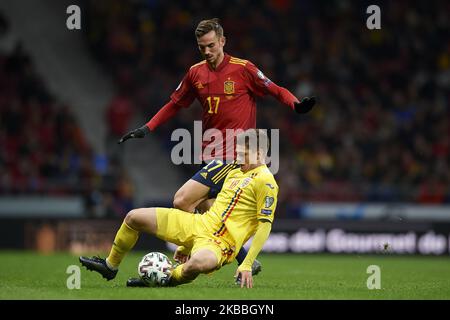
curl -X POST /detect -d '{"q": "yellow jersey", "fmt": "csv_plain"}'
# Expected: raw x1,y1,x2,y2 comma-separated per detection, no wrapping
202,164,279,253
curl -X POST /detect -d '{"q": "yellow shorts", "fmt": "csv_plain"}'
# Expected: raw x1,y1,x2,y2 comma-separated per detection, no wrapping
155,208,236,269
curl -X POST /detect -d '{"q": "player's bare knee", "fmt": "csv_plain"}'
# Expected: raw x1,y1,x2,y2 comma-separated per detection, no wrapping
172,196,183,210
124,208,155,232
124,209,140,228
173,192,191,211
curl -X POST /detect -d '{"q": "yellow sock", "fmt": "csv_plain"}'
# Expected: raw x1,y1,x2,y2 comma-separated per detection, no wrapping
106,222,139,269
169,264,197,286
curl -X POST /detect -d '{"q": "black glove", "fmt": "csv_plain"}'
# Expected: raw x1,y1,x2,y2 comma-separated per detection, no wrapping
294,96,316,114
117,125,150,144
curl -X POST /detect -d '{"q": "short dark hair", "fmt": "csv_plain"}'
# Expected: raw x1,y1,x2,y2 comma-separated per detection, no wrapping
195,18,224,38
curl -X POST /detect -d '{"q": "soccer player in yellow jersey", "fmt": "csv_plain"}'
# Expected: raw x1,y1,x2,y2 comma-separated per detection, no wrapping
80,129,278,288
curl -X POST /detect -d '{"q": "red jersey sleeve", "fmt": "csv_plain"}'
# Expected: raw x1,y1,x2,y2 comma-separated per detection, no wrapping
243,62,273,97
169,70,196,108
244,62,299,110
145,100,183,131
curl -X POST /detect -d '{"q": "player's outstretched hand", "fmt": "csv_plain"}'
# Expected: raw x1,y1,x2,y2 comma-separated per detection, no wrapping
294,96,316,114
235,268,253,288
118,125,150,144
173,246,190,264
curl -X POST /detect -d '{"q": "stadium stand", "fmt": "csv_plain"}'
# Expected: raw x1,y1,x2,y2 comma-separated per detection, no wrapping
0,12,133,217
81,0,450,217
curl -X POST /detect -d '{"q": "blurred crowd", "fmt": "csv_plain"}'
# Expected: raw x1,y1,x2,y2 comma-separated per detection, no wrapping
3,0,448,219
82,0,450,212
0,13,133,217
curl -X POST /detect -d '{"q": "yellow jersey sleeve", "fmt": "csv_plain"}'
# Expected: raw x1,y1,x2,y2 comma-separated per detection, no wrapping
255,174,278,223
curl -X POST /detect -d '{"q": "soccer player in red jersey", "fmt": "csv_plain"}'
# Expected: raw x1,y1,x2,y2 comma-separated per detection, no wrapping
118,18,315,281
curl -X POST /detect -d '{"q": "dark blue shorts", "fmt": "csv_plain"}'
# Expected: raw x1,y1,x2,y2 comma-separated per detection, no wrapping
191,160,240,198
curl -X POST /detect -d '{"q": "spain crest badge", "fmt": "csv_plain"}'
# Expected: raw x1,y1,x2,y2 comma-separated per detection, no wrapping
224,80,235,95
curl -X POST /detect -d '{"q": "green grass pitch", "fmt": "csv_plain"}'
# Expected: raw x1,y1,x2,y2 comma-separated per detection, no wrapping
1,251,449,300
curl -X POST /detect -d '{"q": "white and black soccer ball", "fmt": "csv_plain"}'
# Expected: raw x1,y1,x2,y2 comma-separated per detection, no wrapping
138,252,173,286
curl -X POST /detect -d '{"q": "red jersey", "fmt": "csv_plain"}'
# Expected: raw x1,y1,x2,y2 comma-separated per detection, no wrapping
147,53,299,160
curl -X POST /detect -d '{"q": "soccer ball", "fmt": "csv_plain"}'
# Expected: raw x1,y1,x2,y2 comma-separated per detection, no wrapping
138,252,173,286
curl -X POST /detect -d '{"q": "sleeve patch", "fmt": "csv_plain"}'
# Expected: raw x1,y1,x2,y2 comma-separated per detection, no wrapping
264,196,274,208
256,70,265,79
256,70,271,86
261,209,273,215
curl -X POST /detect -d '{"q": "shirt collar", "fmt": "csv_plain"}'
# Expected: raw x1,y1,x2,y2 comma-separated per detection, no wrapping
208,53,230,72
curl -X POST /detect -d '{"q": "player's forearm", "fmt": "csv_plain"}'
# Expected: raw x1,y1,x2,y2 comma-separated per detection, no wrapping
145,100,183,131
239,221,272,271
266,83,299,110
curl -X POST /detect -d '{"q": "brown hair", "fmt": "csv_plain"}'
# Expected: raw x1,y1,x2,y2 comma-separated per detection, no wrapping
236,129,270,157
195,18,224,38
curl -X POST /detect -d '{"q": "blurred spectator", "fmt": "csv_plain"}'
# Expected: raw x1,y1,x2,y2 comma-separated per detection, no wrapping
416,176,446,204
105,91,134,162
107,95,133,138
0,40,134,217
